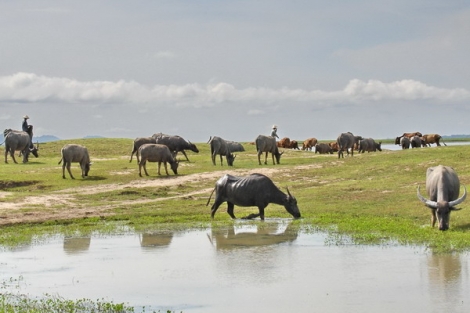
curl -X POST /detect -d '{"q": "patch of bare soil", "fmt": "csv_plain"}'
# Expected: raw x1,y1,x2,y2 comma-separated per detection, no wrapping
0,165,318,226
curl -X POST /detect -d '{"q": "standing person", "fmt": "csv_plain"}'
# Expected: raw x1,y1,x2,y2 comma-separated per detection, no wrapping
270,125,279,139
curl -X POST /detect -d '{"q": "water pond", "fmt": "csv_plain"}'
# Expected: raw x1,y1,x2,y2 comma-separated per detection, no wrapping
1,220,469,312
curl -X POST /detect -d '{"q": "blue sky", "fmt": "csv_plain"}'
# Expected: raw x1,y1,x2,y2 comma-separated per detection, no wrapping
1,1,469,142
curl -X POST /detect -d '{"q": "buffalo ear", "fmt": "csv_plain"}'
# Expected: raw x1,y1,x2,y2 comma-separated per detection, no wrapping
451,207,462,211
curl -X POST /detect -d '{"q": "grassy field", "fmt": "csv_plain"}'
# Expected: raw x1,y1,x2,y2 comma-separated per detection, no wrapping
1,138,470,252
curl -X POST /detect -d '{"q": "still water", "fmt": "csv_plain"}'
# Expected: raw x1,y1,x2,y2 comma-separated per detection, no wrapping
1,220,469,313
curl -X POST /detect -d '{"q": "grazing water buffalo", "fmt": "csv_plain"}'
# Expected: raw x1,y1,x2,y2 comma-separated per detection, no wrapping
138,143,179,176
314,143,333,154
152,133,199,162
422,134,446,147
357,138,382,153
129,137,157,163
3,129,39,163
207,173,301,220
417,165,467,231
255,135,283,165
302,138,318,151
59,144,91,179
336,132,358,158
208,136,235,166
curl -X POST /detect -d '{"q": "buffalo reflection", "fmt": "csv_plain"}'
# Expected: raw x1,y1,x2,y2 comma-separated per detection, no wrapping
139,231,174,250
63,236,91,254
208,221,299,250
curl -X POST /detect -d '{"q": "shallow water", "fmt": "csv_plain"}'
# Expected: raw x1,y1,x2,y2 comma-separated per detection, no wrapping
1,221,469,312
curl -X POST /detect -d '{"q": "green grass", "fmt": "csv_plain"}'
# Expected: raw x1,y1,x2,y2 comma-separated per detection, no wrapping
1,138,470,253
1,139,470,311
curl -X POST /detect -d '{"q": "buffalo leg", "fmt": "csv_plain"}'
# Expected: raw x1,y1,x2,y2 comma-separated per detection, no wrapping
264,152,268,165
9,150,18,164
181,150,190,162
257,152,262,165
129,148,136,163
142,161,150,176
138,162,143,177
162,162,170,175
226,202,236,219
210,200,224,219
431,210,437,228
66,162,75,179
258,207,265,220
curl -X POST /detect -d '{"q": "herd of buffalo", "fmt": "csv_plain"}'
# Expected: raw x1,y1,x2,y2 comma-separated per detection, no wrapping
1,128,466,230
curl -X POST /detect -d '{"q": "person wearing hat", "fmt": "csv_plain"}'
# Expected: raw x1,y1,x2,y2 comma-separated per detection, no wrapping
271,125,279,139
22,115,34,149
22,115,30,132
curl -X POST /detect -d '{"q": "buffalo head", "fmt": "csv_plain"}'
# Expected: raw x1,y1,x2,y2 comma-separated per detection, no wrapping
284,187,301,219
417,185,467,231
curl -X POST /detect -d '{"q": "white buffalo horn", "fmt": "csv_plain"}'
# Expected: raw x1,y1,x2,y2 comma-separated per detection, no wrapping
449,185,467,208
417,185,437,209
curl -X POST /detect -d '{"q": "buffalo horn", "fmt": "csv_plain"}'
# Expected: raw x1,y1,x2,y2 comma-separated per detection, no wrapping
449,185,467,208
417,185,437,209
417,185,467,210
286,187,293,198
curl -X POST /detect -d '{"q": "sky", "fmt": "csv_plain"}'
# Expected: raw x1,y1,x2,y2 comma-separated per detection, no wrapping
0,0,469,142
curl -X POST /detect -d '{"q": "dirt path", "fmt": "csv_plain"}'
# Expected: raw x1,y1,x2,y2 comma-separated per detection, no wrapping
0,167,283,226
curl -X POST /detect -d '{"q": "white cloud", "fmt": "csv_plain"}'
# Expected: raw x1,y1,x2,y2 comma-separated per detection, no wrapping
0,73,468,108
0,113,11,120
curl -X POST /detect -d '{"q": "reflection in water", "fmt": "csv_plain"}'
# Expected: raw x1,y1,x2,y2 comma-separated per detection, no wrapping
63,237,91,255
209,221,299,250
426,253,467,312
2,225,470,313
139,231,174,250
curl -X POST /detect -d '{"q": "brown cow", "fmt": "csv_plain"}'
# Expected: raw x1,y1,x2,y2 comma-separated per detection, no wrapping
289,140,300,150
277,137,299,149
302,138,318,151
277,137,291,148
422,134,446,147
329,142,339,152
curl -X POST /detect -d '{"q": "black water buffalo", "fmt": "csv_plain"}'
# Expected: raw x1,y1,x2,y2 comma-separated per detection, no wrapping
226,140,245,152
314,143,333,154
129,137,157,163
208,136,235,166
336,132,359,158
207,173,301,220
255,135,282,165
410,136,424,148
152,133,199,162
399,136,410,149
417,165,467,231
138,143,179,176
3,129,39,163
59,144,91,179
357,138,382,153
